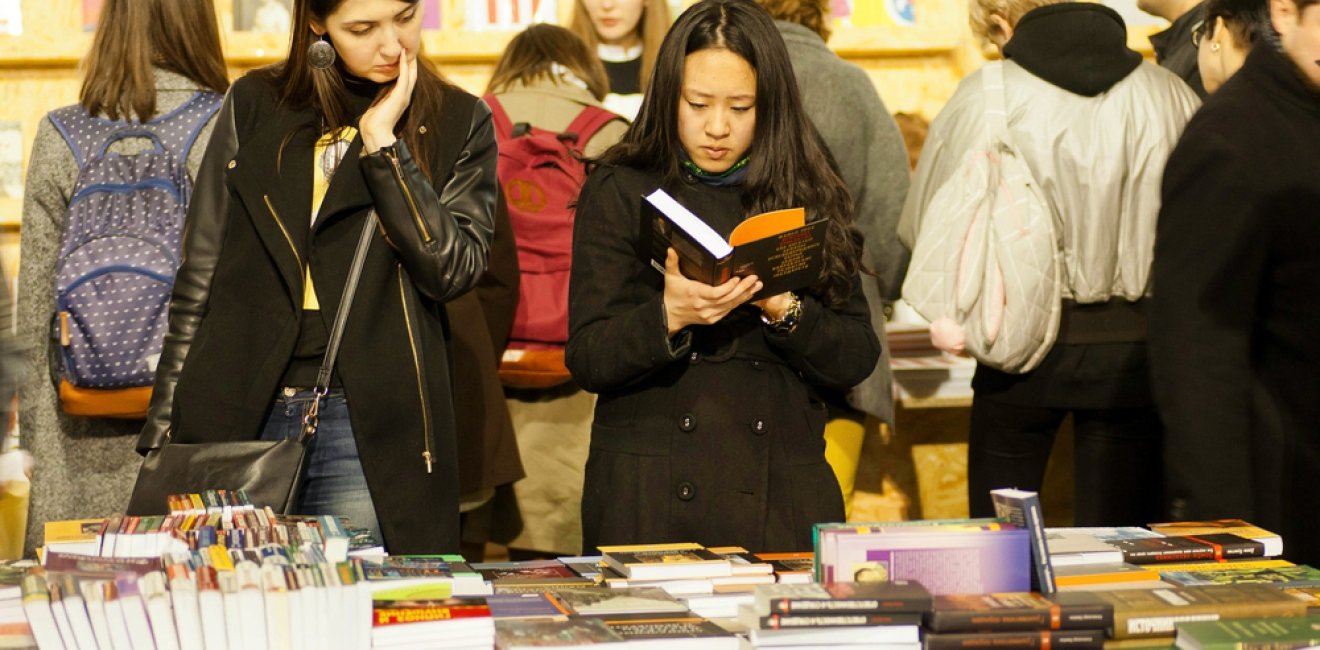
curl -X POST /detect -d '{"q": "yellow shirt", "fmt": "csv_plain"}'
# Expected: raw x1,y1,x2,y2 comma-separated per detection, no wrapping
304,126,358,310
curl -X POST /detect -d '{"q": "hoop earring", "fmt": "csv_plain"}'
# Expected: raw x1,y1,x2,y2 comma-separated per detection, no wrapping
1210,41,1220,53
308,34,336,70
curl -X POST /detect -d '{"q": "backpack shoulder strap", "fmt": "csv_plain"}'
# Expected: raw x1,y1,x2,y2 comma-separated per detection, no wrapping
46,105,95,167
144,91,223,160
565,105,623,147
482,94,515,141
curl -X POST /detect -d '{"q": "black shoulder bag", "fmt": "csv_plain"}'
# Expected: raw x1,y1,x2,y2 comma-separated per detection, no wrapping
126,211,377,516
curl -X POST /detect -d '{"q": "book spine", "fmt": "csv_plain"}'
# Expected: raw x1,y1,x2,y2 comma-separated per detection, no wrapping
1122,547,1219,564
929,604,1114,633
770,597,928,614
924,629,1106,650
762,612,923,628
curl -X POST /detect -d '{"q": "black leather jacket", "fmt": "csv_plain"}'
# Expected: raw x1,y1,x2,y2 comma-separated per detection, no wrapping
136,72,497,553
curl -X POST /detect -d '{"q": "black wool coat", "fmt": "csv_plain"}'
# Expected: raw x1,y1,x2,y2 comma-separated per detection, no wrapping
567,165,880,553
138,72,499,554
1151,45,1320,565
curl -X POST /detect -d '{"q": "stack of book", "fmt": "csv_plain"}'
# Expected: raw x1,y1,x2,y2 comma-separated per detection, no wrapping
814,519,1031,594
360,555,492,597
0,560,34,648
924,591,1111,650
371,587,493,649
1174,615,1320,650
21,545,377,650
493,585,738,648
1090,583,1312,645
738,581,928,648
595,543,759,619
41,491,371,563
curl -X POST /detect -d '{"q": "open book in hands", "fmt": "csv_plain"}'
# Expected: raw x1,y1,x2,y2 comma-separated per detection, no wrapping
642,188,827,299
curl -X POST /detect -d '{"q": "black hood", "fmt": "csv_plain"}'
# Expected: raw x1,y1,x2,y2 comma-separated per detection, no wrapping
1003,3,1144,96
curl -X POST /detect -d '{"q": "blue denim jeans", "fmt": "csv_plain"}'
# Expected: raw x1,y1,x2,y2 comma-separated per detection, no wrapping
259,388,382,543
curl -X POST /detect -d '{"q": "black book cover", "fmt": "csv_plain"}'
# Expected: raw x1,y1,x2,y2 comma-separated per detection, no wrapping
926,592,1113,633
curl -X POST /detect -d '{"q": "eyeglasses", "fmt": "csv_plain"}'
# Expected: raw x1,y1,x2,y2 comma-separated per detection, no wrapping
1191,19,1210,48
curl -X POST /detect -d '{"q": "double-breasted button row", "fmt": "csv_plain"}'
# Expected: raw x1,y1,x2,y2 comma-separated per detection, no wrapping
676,481,695,500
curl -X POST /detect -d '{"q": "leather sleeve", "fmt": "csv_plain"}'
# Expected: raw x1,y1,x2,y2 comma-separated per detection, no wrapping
137,92,239,453
359,103,498,303
474,191,520,359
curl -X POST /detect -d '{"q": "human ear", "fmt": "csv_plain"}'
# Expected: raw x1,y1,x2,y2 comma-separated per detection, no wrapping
989,14,1015,49
1270,0,1297,37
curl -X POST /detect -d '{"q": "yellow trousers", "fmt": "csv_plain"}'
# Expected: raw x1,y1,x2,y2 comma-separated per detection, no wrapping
823,417,866,520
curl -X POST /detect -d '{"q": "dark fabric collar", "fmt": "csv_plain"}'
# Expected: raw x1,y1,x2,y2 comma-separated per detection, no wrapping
1149,4,1205,62
1240,44,1320,117
1002,3,1143,96
679,148,750,187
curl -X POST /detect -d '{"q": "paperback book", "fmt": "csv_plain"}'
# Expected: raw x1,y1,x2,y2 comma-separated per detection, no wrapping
642,187,826,298
1110,534,1267,565
1175,615,1320,650
925,591,1112,632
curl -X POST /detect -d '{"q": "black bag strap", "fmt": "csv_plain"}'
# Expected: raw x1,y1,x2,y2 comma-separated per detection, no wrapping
300,209,377,441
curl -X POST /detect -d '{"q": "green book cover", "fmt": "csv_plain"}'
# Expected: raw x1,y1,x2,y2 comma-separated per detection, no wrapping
1176,615,1320,650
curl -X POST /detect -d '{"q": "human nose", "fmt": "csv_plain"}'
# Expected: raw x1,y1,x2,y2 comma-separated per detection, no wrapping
378,29,402,58
706,108,732,139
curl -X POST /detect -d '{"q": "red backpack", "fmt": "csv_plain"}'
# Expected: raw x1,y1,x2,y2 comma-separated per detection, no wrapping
484,95,622,388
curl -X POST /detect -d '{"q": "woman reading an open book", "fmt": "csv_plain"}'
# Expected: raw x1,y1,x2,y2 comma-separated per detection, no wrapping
566,0,880,553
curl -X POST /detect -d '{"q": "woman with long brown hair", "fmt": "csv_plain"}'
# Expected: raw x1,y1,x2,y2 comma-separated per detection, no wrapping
17,0,229,557
567,0,879,551
135,0,497,552
569,0,672,119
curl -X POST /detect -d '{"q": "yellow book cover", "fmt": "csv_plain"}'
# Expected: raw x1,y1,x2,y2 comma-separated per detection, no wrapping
42,518,104,543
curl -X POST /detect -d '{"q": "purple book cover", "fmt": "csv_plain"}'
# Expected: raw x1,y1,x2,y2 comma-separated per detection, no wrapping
826,528,1031,595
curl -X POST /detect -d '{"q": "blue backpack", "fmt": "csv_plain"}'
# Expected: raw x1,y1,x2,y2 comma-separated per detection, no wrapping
47,92,221,418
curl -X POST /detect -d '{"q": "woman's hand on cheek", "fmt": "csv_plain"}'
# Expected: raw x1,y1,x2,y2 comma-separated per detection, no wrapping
361,44,418,153
662,248,761,335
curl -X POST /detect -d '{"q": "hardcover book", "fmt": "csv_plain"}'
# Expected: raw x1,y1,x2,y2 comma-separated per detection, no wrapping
991,488,1056,594
598,542,733,581
754,581,934,616
925,628,1107,650
1175,615,1320,650
1160,565,1320,588
815,523,1031,594
925,591,1112,632
1111,534,1266,565
1148,520,1284,559
642,187,827,299
1089,584,1311,639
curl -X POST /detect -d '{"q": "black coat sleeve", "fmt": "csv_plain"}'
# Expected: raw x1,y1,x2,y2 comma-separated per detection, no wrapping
765,275,881,392
1149,128,1264,521
138,91,239,453
359,103,498,303
565,169,685,393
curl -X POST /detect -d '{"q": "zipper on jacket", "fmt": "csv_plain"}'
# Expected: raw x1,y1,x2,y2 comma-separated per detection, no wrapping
382,147,433,245
262,195,303,268
397,265,434,473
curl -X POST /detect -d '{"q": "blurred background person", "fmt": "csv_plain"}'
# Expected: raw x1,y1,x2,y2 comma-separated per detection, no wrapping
1195,0,1272,92
901,0,1199,524
570,0,672,119
1152,0,1320,565
1142,0,1210,97
16,0,227,558
483,23,627,558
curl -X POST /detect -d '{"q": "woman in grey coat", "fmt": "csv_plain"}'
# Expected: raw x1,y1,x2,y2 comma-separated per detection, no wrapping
16,0,228,556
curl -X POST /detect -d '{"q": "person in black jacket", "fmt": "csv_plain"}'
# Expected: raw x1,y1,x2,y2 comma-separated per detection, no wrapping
567,0,880,552
136,0,497,553
1152,0,1320,565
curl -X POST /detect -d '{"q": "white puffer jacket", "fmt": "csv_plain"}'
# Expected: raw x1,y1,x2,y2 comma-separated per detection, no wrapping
900,58,1200,304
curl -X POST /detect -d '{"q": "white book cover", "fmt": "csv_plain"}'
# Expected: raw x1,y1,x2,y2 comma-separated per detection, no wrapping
168,572,204,650
100,582,134,650
55,578,99,650
260,564,291,650
113,575,156,650
196,585,227,650
234,562,267,650
48,585,79,650
20,576,67,650
79,579,115,650
141,571,181,650
216,571,244,650
1045,529,1126,566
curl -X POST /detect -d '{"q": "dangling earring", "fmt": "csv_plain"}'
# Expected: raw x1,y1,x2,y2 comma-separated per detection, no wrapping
308,33,336,70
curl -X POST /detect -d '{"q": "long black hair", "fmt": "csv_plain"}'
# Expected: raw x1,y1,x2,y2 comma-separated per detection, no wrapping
260,0,454,180
599,0,862,308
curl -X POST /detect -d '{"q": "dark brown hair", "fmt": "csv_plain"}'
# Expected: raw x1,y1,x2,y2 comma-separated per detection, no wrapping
569,0,671,95
600,0,862,308
80,0,230,121
1204,0,1272,48
262,0,454,180
756,0,832,41
486,23,610,101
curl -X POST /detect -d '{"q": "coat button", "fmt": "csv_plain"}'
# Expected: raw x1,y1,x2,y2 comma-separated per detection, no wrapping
752,419,768,435
689,352,701,364
750,360,763,370
676,482,695,501
679,413,696,432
